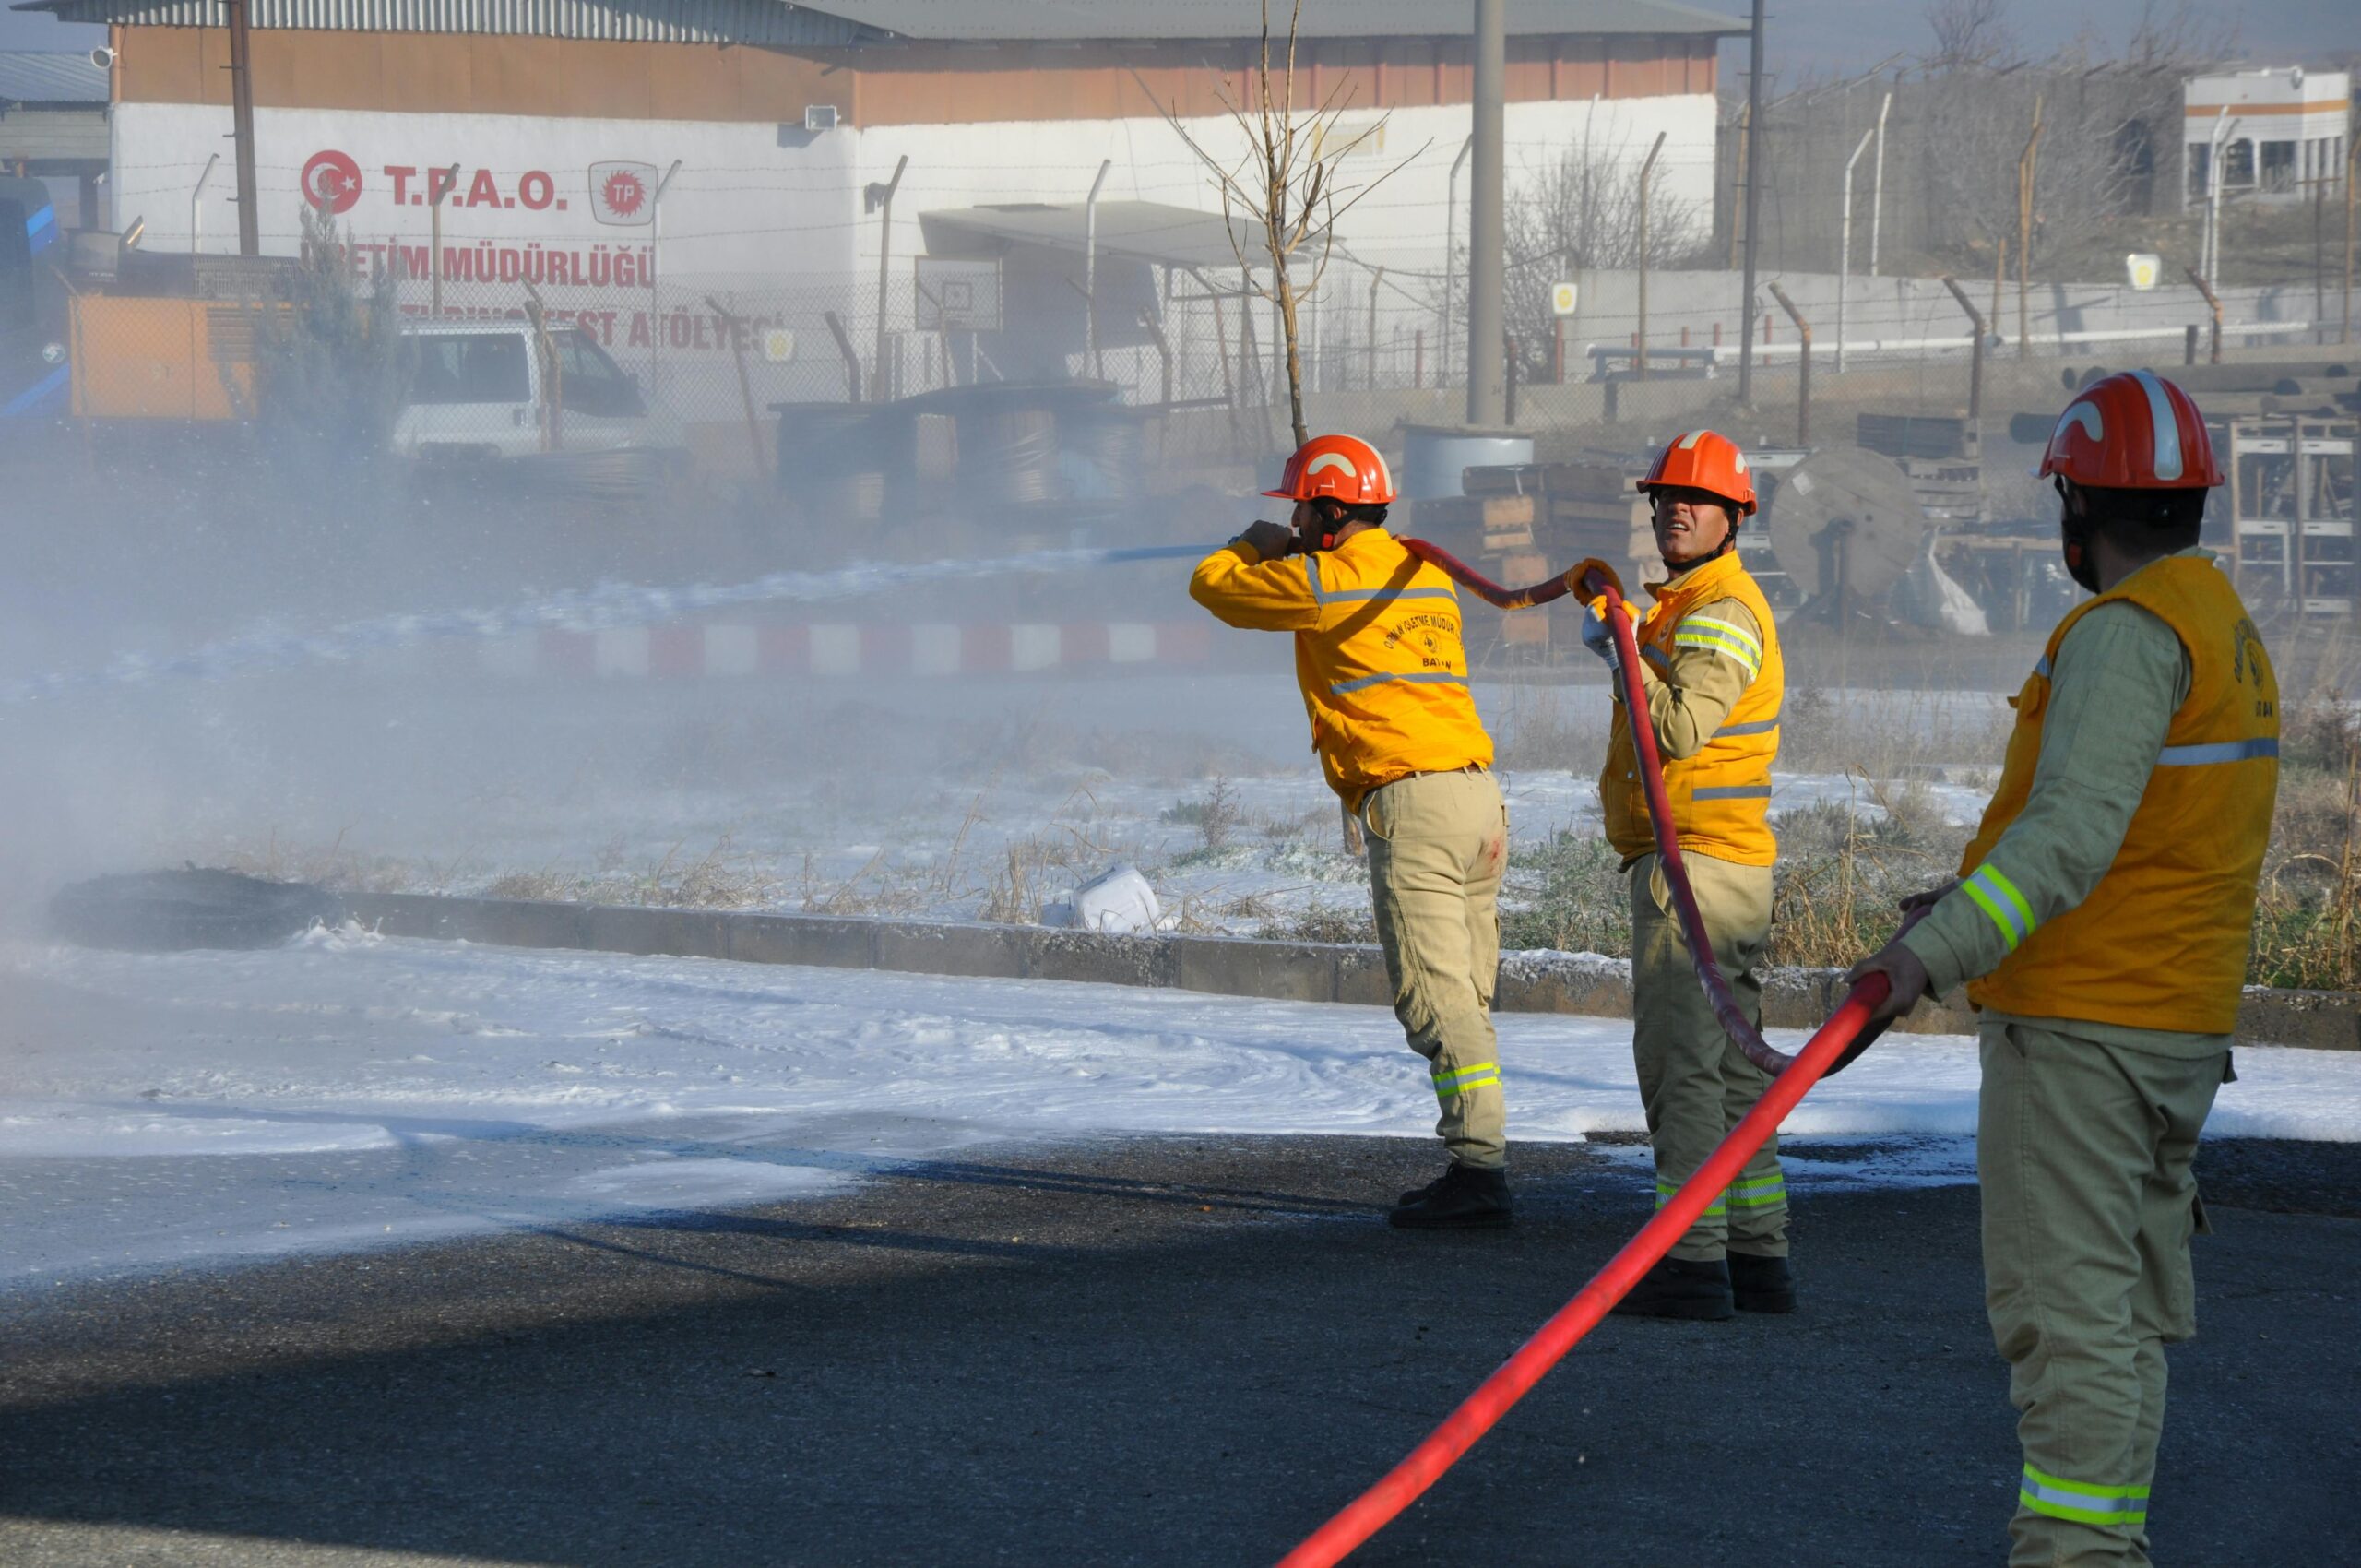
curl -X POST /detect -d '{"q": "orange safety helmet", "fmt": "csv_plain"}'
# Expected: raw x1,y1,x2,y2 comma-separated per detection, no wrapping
1635,428,1758,517
1264,434,1398,506
2037,370,2223,490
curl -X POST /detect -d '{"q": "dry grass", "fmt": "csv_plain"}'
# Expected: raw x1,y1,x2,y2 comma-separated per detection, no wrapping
219,825,451,895
478,834,777,909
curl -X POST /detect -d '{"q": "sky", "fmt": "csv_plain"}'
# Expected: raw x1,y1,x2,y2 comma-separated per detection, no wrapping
0,0,2351,70
1731,0,2352,80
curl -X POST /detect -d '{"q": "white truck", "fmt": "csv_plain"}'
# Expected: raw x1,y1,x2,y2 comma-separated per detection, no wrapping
391,321,686,466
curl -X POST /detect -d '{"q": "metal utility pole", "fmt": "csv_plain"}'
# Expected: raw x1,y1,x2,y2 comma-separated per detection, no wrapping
1869,89,1892,276
1084,157,1111,378
2016,95,2042,360
1466,0,1506,425
870,153,908,403
1837,127,1872,373
2345,132,2357,345
1366,264,1384,389
1635,131,1666,381
224,0,258,255
2316,164,2329,344
1737,0,1766,407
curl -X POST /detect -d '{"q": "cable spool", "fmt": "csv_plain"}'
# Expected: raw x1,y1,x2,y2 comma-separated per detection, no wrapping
1763,445,1928,619
971,407,1057,505
1074,410,1143,499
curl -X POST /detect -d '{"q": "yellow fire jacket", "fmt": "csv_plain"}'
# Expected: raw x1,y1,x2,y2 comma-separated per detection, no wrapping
1190,528,1493,807
1600,551,1784,867
1948,554,2279,1035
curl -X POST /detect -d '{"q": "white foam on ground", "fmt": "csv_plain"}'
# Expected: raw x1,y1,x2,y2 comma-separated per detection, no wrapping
2,936,2352,1289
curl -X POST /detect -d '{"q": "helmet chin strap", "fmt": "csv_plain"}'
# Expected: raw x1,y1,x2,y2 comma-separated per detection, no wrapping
2056,478,2100,593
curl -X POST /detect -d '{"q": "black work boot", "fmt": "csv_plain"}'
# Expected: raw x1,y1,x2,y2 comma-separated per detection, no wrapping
1610,1256,1735,1321
1729,1250,1797,1313
1387,1162,1512,1229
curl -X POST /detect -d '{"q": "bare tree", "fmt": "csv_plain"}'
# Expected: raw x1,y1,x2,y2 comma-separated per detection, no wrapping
1498,133,1707,377
1159,0,1421,446
1925,0,2018,69
2113,0,2238,77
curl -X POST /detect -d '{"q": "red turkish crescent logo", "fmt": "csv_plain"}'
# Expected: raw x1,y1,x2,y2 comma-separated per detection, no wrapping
301,149,362,215
601,170,646,218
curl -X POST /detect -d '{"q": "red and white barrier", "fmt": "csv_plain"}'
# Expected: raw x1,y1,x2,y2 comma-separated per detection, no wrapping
478,621,1216,679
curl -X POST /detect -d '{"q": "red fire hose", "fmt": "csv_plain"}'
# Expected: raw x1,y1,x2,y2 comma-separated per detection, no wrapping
1401,538,1797,1075
1271,539,1919,1568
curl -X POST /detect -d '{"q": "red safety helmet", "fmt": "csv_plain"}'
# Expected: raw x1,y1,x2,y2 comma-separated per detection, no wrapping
1264,434,1398,505
1635,429,1757,516
2037,370,2223,489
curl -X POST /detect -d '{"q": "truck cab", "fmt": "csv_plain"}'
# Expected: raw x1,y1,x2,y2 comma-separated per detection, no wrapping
392,321,684,462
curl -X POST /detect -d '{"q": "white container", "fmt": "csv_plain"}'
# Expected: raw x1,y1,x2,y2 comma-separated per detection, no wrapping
1399,424,1536,501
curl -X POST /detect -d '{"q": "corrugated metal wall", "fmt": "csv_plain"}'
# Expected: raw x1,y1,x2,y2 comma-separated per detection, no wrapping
33,0,874,45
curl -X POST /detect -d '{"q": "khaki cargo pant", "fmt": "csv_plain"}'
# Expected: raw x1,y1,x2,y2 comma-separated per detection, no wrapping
1627,849,1783,1262
1981,1019,2225,1568
1362,768,1510,1170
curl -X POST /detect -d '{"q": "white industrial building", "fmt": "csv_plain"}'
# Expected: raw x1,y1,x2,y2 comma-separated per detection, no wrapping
23,0,1741,423
2183,66,2351,208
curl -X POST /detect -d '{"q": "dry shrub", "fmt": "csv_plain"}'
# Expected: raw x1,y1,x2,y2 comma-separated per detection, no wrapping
1161,776,1242,854
1497,829,1631,956
1274,901,1378,945
2251,683,2360,992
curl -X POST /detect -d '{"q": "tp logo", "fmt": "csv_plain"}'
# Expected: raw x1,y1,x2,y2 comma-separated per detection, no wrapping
588,161,659,226
300,149,363,215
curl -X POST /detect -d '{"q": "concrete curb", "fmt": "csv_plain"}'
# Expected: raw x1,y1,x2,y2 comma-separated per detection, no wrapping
338,893,2361,1052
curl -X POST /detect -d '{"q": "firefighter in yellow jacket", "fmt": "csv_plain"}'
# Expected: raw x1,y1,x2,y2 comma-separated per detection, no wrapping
1190,434,1511,1229
1850,373,2276,1568
1588,429,1792,1320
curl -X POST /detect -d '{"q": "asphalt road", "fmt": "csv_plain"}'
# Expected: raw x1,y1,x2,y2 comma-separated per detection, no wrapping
2,1134,2354,1567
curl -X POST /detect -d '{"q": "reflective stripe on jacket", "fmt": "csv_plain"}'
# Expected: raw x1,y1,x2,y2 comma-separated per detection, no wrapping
1963,555,2278,1034
1600,552,1784,867
1190,528,1492,806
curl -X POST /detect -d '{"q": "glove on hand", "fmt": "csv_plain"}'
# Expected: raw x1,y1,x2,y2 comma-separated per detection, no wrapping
1235,520,1295,559
1565,556,1626,601
1581,595,1635,673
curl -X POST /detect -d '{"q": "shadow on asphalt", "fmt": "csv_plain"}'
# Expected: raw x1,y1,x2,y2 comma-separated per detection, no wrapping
0,1135,2351,1567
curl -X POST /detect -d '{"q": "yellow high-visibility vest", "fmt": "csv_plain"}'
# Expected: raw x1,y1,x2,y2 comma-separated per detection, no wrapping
1963,556,2278,1033
1601,552,1783,867
1190,529,1492,807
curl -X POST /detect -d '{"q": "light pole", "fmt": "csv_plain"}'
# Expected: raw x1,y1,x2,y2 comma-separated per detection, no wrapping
1442,135,1473,386
1837,126,1873,373
190,152,217,255
1736,0,1767,407
868,153,908,400
649,159,682,394
2202,109,2233,284
1084,157,1111,379
1869,89,1892,276
1635,131,1667,381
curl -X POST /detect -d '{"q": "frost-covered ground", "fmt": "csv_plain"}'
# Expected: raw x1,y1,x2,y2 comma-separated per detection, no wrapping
6,930,2357,1295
